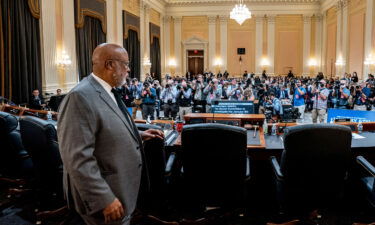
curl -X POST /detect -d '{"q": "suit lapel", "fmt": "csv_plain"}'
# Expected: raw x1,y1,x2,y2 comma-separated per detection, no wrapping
87,75,139,142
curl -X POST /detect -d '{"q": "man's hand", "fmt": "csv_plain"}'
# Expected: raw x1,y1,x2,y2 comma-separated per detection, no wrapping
103,198,124,224
141,129,164,141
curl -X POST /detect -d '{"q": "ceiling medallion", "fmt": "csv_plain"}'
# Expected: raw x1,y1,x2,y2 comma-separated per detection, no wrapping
230,0,251,25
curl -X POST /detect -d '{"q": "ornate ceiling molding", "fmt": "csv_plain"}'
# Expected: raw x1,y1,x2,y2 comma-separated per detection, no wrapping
165,0,321,5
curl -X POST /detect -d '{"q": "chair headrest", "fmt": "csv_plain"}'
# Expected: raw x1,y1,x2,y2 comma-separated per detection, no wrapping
284,123,352,140
283,123,352,157
19,116,57,143
182,123,247,135
0,111,18,133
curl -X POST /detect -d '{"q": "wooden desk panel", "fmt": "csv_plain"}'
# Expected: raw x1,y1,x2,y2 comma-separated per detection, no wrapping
1,105,25,116
184,113,265,126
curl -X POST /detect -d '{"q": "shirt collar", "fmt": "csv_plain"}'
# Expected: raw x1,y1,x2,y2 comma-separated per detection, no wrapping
92,73,114,93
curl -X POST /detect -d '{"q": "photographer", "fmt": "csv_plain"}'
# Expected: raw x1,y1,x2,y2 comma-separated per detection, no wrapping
118,80,133,108
267,92,283,116
243,85,255,101
257,84,269,114
276,85,289,100
192,75,206,112
153,80,162,119
176,80,192,120
141,81,156,120
311,80,329,123
352,85,367,111
334,79,350,109
203,79,222,112
227,79,244,100
129,78,143,119
161,80,178,118
293,80,306,120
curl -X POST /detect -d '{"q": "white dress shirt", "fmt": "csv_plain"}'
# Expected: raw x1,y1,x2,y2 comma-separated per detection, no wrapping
92,73,117,106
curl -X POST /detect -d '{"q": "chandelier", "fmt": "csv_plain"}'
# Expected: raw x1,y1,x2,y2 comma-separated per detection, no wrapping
230,0,251,25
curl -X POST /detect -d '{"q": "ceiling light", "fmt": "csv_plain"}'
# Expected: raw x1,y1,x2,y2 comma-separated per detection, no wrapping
230,0,251,25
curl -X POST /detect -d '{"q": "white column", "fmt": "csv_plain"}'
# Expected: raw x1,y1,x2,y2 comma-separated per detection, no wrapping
336,1,344,76
219,15,228,72
208,16,216,72
40,0,58,93
342,0,349,73
321,13,327,76
160,15,165,76
163,16,171,75
62,0,78,90
139,1,145,78
106,0,115,43
140,1,151,80
255,15,263,76
267,15,275,76
144,3,151,77
173,16,182,76
115,0,123,46
315,14,323,73
303,15,312,76
364,0,375,77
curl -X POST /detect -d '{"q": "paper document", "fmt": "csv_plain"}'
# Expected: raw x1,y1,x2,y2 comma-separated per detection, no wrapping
352,133,366,139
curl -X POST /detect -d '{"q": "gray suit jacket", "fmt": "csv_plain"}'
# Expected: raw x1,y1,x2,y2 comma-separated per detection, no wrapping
57,75,143,221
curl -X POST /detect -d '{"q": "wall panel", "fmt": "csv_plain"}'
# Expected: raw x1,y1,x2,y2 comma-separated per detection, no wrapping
227,18,255,77
123,0,140,17
181,16,208,41
275,15,303,75
348,0,366,78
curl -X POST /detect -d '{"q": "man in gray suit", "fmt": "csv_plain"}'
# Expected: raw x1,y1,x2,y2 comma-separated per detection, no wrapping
57,43,163,225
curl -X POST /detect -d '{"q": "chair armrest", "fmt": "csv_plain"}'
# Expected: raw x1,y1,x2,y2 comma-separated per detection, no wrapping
357,156,375,177
245,155,251,181
165,152,176,174
17,150,30,159
270,156,284,181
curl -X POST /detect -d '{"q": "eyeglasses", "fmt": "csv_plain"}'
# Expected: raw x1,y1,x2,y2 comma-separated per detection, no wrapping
107,59,130,68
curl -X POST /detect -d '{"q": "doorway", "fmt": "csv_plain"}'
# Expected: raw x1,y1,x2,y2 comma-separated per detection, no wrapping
187,50,204,76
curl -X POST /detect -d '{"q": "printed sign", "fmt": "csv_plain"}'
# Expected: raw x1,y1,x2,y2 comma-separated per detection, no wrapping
327,109,375,123
212,101,254,114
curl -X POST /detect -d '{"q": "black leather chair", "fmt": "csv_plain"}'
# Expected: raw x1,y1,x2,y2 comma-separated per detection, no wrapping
0,112,33,178
180,123,250,213
19,116,63,210
356,156,375,208
270,124,352,216
135,123,176,213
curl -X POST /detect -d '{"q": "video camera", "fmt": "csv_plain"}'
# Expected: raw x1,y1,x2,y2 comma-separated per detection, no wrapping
281,107,300,122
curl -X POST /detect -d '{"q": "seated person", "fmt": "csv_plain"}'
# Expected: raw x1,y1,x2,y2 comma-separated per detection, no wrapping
0,96,15,105
268,92,283,116
276,85,289,99
48,89,65,112
29,89,46,110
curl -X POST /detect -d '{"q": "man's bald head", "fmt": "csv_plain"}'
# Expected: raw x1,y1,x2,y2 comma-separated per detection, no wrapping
91,43,130,87
92,43,127,70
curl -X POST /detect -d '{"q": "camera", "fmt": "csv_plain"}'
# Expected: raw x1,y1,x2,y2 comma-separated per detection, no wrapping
264,103,274,120
166,84,170,88
281,107,300,122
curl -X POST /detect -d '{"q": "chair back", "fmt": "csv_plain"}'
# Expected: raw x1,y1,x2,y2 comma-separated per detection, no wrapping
19,116,62,199
181,123,247,207
0,112,32,176
135,124,166,210
281,124,352,208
